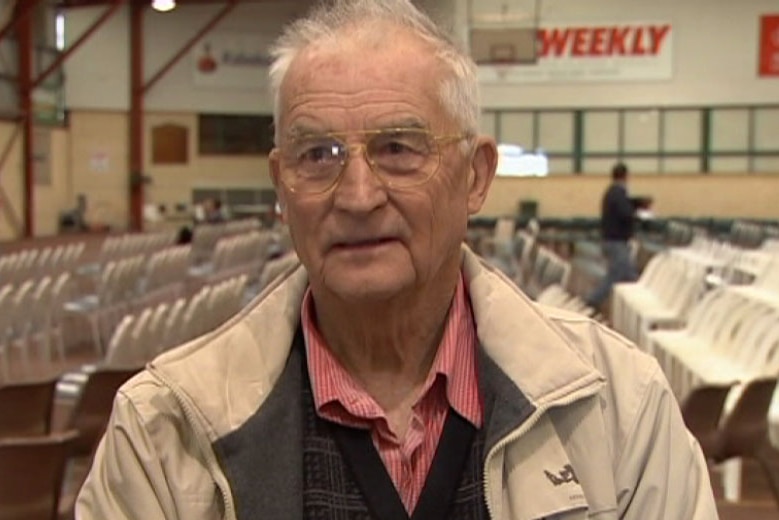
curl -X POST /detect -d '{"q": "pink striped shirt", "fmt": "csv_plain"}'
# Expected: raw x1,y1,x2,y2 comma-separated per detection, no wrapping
301,274,482,513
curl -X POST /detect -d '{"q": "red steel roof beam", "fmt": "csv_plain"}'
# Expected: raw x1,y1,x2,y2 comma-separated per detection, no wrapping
129,0,144,231
143,0,238,94
32,0,126,90
0,125,22,235
17,2,33,237
0,0,41,43
130,0,237,230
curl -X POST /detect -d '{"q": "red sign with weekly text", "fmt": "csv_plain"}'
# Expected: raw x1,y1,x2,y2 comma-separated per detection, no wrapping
479,22,673,84
759,15,779,77
537,25,672,59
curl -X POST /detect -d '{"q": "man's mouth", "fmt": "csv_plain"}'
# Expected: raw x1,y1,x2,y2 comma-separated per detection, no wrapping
333,237,396,249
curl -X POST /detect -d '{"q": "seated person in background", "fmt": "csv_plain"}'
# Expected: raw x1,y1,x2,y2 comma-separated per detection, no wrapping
195,197,227,224
76,1,717,518
204,197,226,223
176,225,193,245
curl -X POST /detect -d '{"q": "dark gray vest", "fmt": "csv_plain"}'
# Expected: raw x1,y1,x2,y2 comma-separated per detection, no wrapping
300,360,489,520
213,328,536,520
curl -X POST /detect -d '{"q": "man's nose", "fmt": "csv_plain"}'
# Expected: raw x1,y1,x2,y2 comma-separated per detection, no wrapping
332,144,388,212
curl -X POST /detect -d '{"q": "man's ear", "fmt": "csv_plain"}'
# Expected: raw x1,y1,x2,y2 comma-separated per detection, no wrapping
467,137,498,215
268,149,288,222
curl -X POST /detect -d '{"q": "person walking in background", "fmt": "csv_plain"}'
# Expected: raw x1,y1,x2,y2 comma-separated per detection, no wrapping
586,162,639,312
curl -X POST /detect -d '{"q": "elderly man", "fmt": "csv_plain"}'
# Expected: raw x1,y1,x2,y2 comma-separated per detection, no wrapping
76,1,717,518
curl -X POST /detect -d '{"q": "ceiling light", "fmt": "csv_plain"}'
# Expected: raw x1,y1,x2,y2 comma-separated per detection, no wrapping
152,0,176,12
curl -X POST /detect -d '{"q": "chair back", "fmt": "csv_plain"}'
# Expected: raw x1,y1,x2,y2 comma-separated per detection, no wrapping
0,378,57,437
715,377,778,462
680,383,734,451
103,315,138,368
67,368,140,456
0,430,77,520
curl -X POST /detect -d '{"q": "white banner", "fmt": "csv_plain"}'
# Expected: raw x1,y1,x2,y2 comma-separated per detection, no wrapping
192,32,270,89
479,22,673,83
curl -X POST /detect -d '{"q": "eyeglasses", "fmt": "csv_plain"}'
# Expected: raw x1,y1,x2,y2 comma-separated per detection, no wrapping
275,128,468,194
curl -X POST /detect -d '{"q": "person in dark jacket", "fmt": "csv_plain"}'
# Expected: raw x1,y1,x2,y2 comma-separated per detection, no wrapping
586,162,639,309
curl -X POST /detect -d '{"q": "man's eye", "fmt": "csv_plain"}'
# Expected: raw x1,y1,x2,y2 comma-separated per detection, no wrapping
374,137,427,157
383,141,414,154
299,144,338,163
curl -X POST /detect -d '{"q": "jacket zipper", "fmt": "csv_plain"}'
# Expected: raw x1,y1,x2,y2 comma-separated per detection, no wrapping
483,380,604,520
149,367,237,520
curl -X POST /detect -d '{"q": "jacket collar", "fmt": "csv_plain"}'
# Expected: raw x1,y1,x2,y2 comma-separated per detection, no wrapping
150,246,603,440
461,248,604,409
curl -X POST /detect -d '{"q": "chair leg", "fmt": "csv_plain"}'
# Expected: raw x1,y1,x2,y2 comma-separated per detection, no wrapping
89,317,102,355
15,336,32,375
756,448,779,509
721,458,743,502
54,328,66,362
0,344,9,381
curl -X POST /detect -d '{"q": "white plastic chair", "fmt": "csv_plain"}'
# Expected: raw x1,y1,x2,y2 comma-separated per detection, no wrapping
103,314,139,368
160,298,187,352
0,285,15,380
64,261,118,354
8,280,36,373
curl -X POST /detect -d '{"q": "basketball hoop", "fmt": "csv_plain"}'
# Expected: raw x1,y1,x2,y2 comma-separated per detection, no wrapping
468,0,541,80
493,62,513,81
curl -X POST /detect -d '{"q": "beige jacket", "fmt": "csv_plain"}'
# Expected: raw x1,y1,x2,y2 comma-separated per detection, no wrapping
76,248,718,519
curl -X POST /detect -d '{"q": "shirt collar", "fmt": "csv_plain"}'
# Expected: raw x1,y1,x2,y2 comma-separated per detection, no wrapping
301,272,482,428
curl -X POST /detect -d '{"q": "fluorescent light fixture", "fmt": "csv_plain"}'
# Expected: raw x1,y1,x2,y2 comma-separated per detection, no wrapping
55,12,65,50
152,0,176,12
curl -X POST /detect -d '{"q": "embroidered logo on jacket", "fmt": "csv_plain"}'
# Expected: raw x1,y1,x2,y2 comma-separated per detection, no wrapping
544,464,579,486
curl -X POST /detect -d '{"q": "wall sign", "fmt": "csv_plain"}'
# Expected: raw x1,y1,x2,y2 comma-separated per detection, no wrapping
478,21,673,83
192,32,271,89
759,15,779,77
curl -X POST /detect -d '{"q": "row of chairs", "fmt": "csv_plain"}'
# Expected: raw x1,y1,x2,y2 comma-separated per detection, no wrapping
1,245,195,381
612,251,708,349
613,236,779,351
728,220,775,249
681,376,779,505
0,273,71,381
189,230,270,286
65,254,150,355
0,242,84,286
66,241,224,355
0,367,140,519
191,219,262,264
138,244,192,303
80,231,176,273
610,234,779,503
470,219,599,320
650,287,779,402
0,229,287,519
522,246,571,300
60,274,249,396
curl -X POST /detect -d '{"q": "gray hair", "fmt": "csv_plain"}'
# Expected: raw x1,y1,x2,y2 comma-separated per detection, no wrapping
268,0,480,144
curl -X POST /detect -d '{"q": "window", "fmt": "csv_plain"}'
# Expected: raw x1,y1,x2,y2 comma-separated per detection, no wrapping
198,114,274,155
483,104,779,174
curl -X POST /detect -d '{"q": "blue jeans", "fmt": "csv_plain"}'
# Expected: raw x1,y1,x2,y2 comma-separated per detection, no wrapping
587,240,638,308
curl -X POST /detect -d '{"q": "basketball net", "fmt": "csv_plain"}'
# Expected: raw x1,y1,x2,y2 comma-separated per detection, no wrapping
494,62,513,82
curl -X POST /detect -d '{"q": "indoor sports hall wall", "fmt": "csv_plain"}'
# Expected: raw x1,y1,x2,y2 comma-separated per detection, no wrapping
482,174,779,219
0,0,773,239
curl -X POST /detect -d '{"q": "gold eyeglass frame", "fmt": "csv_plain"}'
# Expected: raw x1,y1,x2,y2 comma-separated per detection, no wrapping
275,127,469,195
